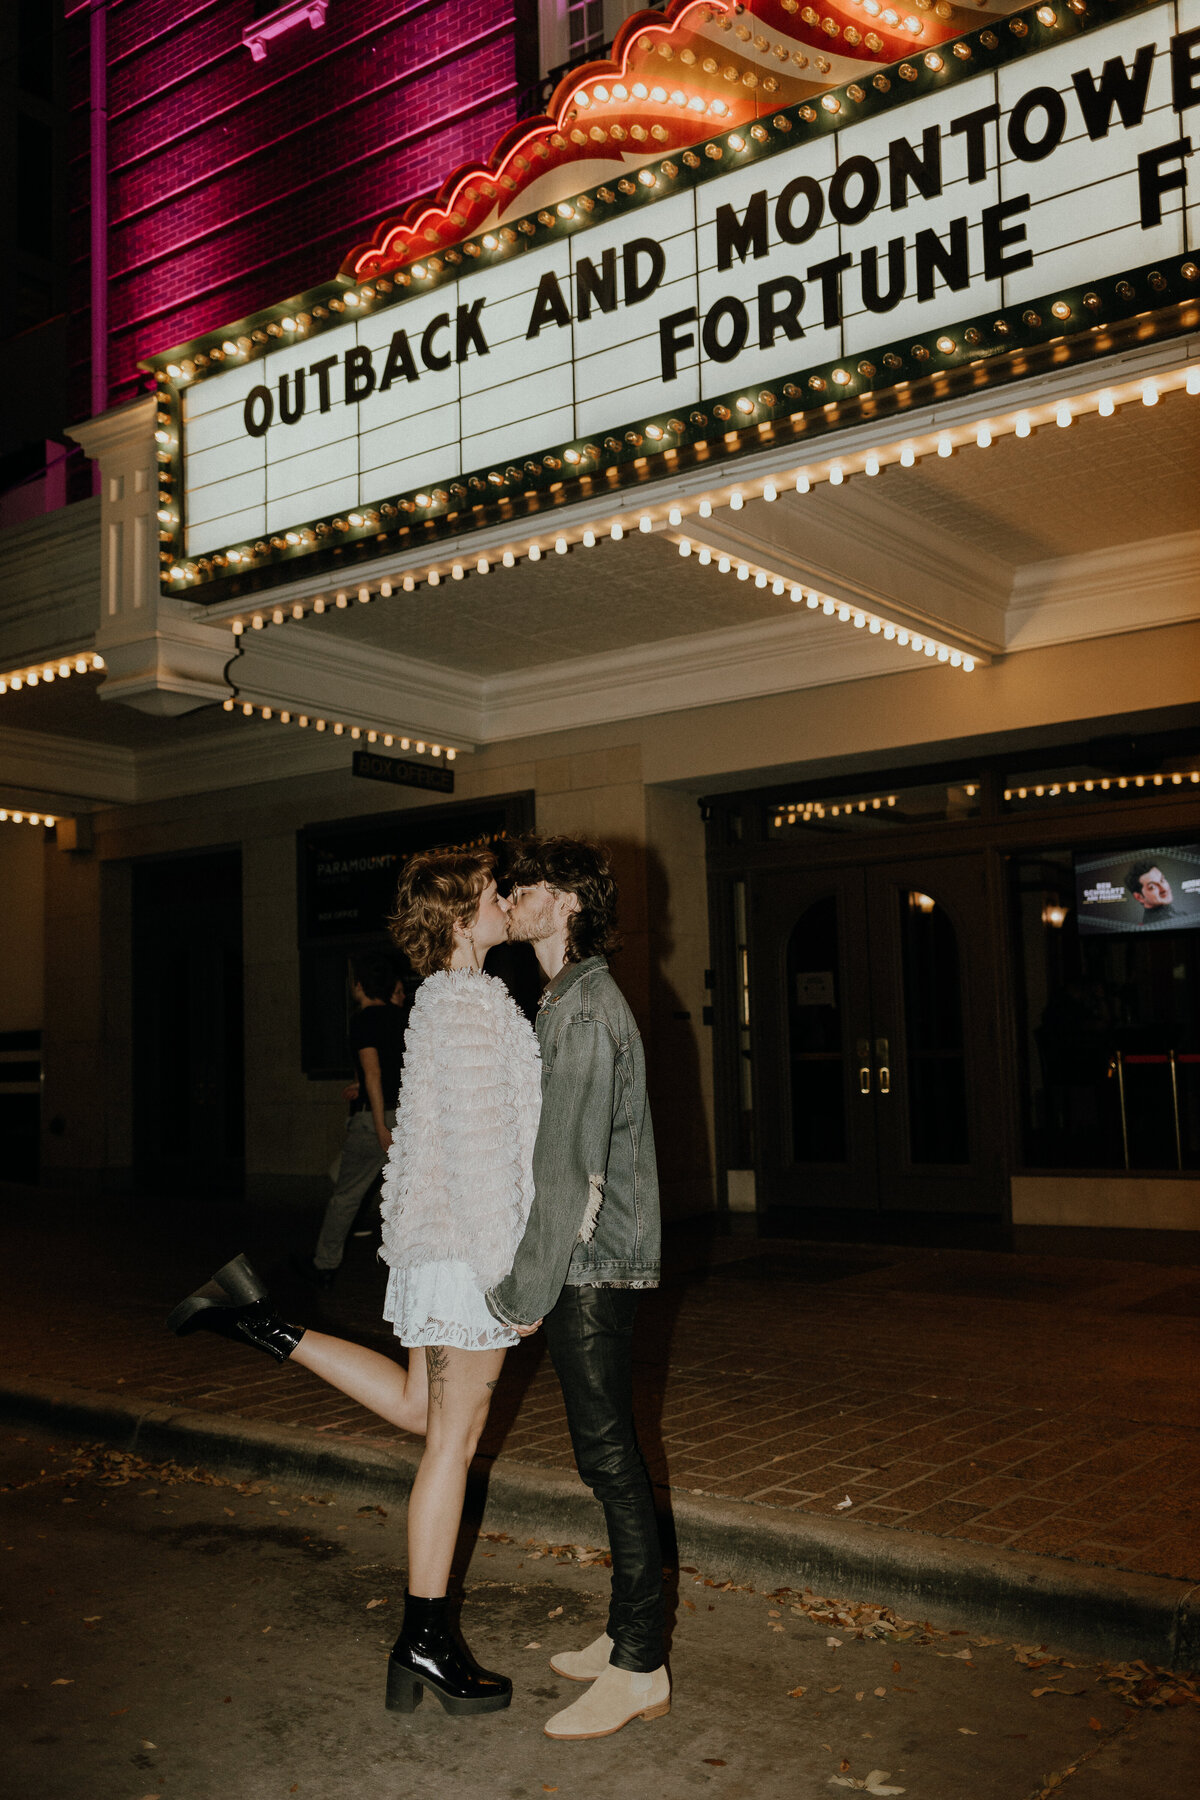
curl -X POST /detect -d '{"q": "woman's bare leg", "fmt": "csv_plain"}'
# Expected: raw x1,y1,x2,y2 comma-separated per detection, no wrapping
290,1330,429,1436
407,1345,505,1596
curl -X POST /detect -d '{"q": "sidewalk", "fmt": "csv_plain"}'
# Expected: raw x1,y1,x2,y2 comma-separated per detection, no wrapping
3,1182,1198,1663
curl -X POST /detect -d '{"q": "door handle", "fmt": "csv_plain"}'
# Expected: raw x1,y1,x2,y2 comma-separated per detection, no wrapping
857,1038,871,1095
876,1037,891,1095
859,1064,872,1095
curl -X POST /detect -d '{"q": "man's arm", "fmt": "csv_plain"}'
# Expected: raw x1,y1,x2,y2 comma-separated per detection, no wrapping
486,1017,617,1328
358,1046,391,1152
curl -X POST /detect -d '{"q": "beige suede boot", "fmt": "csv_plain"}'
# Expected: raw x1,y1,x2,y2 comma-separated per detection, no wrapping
544,1662,670,1740
550,1630,613,1682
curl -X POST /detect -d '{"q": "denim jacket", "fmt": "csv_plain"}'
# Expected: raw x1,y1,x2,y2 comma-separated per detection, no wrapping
485,956,660,1328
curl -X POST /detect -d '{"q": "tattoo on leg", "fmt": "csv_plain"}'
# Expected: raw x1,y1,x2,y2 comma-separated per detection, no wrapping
426,1345,448,1408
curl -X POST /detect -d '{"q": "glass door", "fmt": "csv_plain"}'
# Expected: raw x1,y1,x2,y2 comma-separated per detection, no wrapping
751,855,1003,1216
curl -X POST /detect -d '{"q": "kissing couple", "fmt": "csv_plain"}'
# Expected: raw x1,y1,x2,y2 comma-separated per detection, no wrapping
168,833,668,1741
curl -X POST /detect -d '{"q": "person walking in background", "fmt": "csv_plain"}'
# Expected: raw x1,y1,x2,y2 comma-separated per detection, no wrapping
166,850,541,1718
487,834,668,1742
296,952,408,1289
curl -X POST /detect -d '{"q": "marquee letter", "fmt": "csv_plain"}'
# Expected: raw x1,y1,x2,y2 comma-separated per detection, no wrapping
950,104,999,183
775,174,824,244
277,369,306,425
455,298,489,362
420,313,451,370
889,126,942,210
982,194,1034,280
624,238,666,306
701,296,749,363
1008,86,1068,161
1138,137,1193,227
1072,44,1155,139
244,385,273,437
829,155,880,226
757,275,805,347
860,238,907,313
309,354,338,412
1172,27,1200,112
716,189,769,270
914,216,970,303
378,329,419,390
659,306,698,382
806,253,852,329
577,248,618,319
526,271,571,337
344,344,377,405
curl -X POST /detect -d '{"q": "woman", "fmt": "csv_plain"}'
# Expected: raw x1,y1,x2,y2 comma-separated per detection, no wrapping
166,850,541,1718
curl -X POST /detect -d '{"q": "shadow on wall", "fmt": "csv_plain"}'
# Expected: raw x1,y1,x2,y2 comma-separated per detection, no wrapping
601,834,714,1224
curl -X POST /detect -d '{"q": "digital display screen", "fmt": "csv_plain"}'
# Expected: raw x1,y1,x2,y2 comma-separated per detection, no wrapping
1074,845,1200,936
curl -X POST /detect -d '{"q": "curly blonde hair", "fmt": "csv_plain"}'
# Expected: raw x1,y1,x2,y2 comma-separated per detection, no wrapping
388,848,494,977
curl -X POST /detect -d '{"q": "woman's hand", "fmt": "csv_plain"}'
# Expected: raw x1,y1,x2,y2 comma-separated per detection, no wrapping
515,1319,543,1338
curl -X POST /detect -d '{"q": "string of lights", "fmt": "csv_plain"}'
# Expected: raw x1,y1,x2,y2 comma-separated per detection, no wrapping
0,652,105,697
0,808,58,829
1004,770,1200,801
219,696,458,760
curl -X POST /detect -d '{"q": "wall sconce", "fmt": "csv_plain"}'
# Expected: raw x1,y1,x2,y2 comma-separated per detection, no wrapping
1042,901,1070,928
908,891,936,914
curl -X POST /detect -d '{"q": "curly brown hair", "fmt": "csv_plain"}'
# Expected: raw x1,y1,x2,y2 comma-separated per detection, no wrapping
388,848,494,977
506,833,621,962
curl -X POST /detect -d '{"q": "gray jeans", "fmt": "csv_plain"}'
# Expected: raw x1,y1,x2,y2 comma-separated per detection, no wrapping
313,1109,396,1271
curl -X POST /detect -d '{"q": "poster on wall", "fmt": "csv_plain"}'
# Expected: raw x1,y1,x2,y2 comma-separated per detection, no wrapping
1074,843,1200,934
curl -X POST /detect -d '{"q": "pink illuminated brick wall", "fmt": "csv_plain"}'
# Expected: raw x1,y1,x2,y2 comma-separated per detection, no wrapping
65,0,529,416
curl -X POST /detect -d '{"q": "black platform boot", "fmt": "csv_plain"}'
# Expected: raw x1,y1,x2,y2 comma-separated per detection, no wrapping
165,1254,305,1364
385,1592,512,1717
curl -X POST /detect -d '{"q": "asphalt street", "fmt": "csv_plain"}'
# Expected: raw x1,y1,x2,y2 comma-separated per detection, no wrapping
1,1423,1195,1800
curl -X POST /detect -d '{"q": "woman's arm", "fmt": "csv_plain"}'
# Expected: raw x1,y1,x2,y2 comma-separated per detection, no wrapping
358,1045,391,1152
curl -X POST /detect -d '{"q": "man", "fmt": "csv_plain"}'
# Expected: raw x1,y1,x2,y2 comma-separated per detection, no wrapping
1127,860,1177,921
486,835,668,1741
298,952,406,1287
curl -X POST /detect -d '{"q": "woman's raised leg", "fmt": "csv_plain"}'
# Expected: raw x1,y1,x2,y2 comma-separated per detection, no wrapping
290,1330,428,1436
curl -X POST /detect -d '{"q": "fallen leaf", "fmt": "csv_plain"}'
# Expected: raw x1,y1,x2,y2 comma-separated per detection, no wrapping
51,1678,73,1686
827,1637,842,1648
787,1686,807,1699
523,1641,541,1650
1088,1718,1104,1732
109,1708,129,1717
874,1688,886,1698
825,1685,842,1694
892,1662,901,1674
547,1606,563,1618
957,1727,977,1735
681,1599,696,1612
262,1626,272,1635
834,1496,854,1511
701,1760,727,1767
223,1508,235,1517
855,1690,865,1702
141,1740,157,1750
543,1787,559,1793
222,1696,231,1704
83,1615,101,1623
365,1598,388,1610
1032,1686,1058,1698
864,1773,905,1795
840,1760,852,1773
769,1610,781,1619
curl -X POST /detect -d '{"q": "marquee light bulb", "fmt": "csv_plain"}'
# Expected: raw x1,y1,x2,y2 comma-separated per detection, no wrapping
1015,413,1031,437
698,499,712,518
900,446,915,467
555,537,568,554
1056,404,1072,427
829,465,844,485
582,529,595,548
679,538,692,557
639,514,652,532
977,424,992,447
718,557,731,574
698,546,711,565
729,491,744,510
865,455,879,477
1187,369,1200,395
528,543,541,561
1098,392,1114,416
773,579,785,596
668,507,682,526
610,521,623,541
806,593,818,609
795,474,810,494
937,436,952,458
763,482,777,502
502,550,516,567
1142,382,1158,406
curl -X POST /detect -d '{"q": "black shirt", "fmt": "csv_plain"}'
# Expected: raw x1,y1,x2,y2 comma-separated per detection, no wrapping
348,1004,407,1113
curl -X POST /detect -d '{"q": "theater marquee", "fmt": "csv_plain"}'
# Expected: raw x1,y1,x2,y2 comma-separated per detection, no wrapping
145,0,1200,597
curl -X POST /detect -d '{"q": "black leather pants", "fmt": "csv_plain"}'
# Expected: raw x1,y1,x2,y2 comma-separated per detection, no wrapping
543,1285,664,1673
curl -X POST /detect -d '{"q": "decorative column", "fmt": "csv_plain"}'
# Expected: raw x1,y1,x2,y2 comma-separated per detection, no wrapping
68,399,235,715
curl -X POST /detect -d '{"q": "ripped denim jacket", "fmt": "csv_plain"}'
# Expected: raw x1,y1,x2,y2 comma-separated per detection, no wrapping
485,956,661,1329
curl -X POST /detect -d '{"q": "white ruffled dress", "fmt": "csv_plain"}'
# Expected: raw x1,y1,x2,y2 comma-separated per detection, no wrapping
378,969,541,1351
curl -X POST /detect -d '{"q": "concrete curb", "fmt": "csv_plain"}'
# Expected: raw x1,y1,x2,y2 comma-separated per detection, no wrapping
3,1376,1196,1671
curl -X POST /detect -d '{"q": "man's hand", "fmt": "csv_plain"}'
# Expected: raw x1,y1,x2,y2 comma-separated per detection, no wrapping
342,1082,360,1103
515,1320,543,1338
376,1125,393,1154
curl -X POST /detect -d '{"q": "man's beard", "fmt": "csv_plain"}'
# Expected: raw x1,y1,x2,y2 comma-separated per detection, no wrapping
507,899,556,943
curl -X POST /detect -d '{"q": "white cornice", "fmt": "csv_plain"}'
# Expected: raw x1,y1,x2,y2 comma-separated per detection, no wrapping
0,722,137,805
1007,530,1200,650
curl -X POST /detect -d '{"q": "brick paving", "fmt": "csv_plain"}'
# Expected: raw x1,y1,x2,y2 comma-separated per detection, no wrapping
2,1184,1198,1586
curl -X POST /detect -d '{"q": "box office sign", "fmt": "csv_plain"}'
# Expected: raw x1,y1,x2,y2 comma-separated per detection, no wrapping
154,0,1200,592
